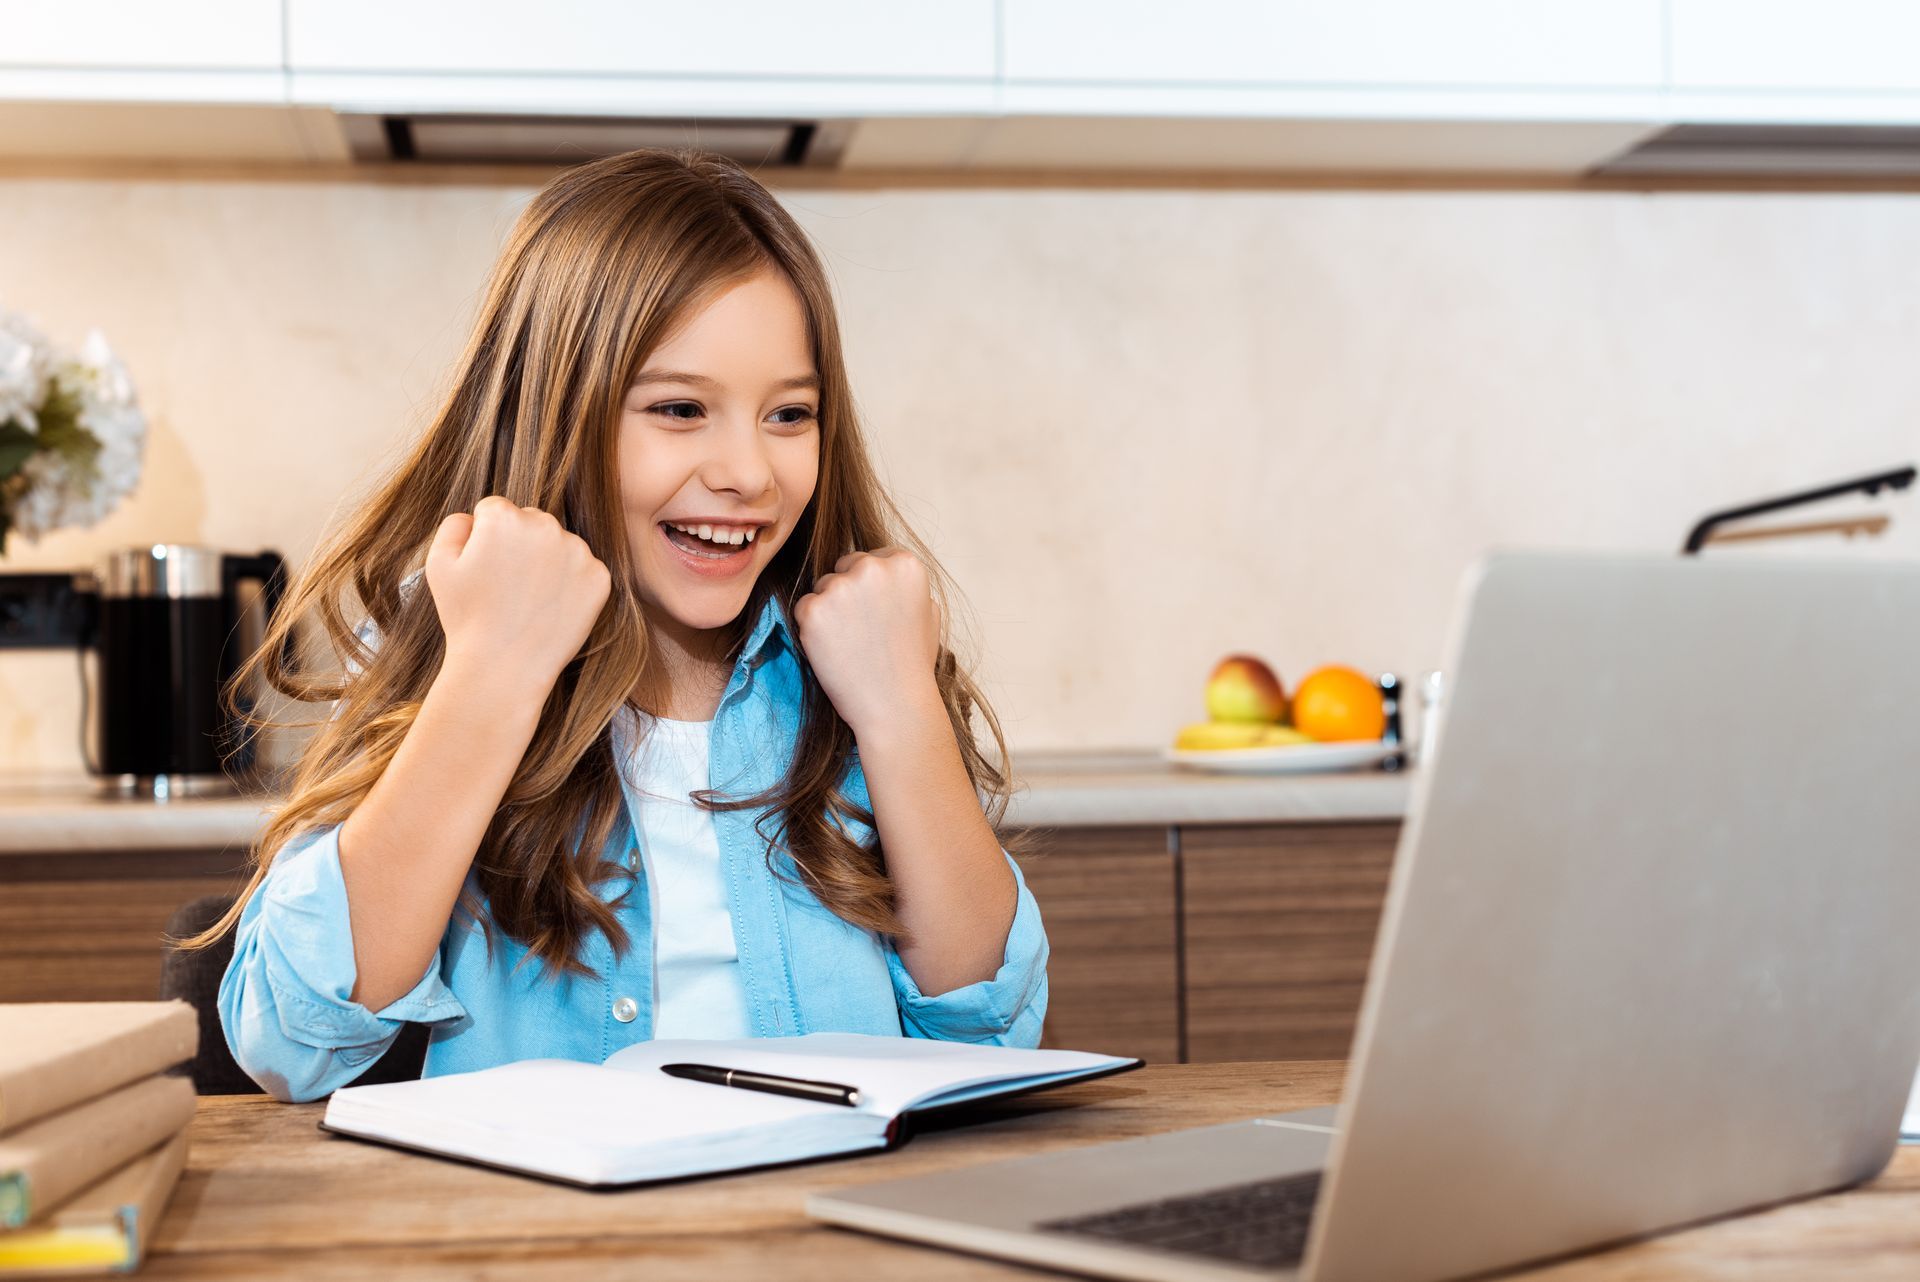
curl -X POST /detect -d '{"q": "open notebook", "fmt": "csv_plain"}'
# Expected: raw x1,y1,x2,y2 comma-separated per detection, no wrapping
321,1033,1141,1187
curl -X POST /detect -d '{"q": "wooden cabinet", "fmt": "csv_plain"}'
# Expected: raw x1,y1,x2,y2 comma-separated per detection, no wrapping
1011,826,1179,1066
1,820,1402,1066
0,850,245,1002
1181,822,1398,1063
1008,820,1400,1064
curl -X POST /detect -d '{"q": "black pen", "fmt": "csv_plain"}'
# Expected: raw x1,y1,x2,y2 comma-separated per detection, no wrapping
661,1062,862,1108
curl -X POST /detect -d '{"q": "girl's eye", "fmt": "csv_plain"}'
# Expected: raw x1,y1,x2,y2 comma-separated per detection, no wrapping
649,402,817,430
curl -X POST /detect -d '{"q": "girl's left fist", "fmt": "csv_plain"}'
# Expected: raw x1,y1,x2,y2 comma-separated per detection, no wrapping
792,548,943,736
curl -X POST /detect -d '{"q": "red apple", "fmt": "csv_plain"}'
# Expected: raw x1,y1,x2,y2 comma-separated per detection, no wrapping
1205,654,1287,724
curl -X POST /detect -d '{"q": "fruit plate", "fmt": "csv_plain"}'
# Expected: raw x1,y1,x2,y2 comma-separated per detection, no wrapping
1163,740,1401,775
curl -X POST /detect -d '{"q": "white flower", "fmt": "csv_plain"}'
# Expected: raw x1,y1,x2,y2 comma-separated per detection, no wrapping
1,316,147,546
75,328,137,408
7,451,84,540
0,312,51,434
80,407,144,507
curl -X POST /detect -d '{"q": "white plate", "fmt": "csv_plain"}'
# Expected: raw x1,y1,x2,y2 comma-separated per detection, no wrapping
1162,740,1401,775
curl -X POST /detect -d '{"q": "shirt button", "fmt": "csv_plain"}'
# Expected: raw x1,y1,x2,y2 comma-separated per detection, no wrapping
612,996,638,1023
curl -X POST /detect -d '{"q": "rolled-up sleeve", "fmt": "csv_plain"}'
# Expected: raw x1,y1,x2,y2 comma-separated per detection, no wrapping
886,849,1050,1047
218,822,466,1102
833,749,1049,1046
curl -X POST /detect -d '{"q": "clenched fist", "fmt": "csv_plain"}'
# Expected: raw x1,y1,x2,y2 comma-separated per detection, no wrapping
792,548,943,736
424,495,612,691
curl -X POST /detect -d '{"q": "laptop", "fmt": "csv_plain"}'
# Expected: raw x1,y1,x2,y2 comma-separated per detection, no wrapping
807,550,1920,1282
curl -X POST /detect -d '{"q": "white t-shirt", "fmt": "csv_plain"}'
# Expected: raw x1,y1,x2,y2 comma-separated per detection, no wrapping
622,711,754,1040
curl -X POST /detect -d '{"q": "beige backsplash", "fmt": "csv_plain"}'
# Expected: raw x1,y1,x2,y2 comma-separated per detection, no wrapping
0,174,1914,770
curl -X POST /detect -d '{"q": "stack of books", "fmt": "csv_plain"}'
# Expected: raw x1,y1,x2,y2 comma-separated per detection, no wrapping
0,1002,199,1277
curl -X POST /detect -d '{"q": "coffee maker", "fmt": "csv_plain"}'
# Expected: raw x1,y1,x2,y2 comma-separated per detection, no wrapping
81,544,289,799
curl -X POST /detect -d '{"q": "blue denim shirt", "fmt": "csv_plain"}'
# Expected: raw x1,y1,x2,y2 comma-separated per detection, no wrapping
219,590,1049,1102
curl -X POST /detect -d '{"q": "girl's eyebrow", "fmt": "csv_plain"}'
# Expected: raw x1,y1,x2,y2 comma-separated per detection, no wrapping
630,369,819,392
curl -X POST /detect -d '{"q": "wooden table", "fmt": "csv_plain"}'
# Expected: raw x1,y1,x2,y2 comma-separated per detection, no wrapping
147,1061,1920,1280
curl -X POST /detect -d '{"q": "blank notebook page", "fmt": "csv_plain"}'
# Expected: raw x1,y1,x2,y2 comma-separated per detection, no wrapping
325,1058,865,1182
605,1033,1131,1117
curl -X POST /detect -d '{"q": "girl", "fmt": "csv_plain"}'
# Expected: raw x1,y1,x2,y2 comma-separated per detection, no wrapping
184,148,1048,1103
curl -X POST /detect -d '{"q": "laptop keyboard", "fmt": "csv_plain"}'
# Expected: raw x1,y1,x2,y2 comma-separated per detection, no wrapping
1038,1169,1324,1270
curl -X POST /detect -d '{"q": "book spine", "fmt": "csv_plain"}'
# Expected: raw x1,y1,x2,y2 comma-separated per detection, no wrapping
0,1131,189,1277
0,1004,198,1136
122,1130,190,1270
0,1076,195,1229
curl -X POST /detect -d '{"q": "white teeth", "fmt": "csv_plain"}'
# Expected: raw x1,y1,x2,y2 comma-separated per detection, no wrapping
666,521,760,549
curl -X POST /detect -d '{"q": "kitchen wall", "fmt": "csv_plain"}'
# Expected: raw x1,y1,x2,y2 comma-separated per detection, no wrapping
0,171,1915,772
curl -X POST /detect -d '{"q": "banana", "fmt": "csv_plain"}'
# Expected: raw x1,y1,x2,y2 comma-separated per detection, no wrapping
1175,721,1270,750
1174,721,1314,751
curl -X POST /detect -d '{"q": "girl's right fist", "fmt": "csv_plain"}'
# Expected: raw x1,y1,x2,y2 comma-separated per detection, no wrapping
424,495,612,688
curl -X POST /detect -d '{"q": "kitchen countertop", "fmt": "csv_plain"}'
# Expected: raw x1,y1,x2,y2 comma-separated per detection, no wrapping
0,750,1412,855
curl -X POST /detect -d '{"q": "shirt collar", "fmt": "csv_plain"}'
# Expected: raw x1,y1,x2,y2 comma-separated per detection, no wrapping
611,591,792,744
738,590,797,669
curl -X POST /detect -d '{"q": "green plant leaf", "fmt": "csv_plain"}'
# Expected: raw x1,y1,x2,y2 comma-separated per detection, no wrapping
0,438,33,485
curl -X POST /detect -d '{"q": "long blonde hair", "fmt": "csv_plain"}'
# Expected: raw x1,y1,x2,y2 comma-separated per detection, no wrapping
181,148,1017,975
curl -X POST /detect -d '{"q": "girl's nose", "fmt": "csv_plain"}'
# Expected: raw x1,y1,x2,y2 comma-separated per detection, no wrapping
698,418,776,498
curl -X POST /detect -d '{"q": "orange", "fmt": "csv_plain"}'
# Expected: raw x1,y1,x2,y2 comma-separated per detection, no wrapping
1290,665,1386,741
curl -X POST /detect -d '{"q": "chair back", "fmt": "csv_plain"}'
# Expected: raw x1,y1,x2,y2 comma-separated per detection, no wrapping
161,892,429,1094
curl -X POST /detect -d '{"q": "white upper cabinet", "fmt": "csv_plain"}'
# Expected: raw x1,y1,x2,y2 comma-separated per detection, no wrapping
0,0,282,101
1004,0,1664,91
286,0,992,79
10,0,1920,167
2,0,280,69
1671,0,1920,92
284,1,998,114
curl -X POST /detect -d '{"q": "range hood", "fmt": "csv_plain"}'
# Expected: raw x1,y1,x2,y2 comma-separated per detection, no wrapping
1595,124,1920,177
339,113,1920,180
17,100,1920,180
336,113,853,167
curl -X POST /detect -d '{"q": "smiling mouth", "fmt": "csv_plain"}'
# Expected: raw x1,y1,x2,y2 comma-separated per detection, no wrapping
660,522,758,559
